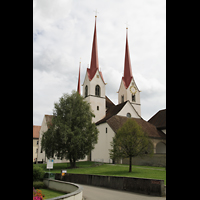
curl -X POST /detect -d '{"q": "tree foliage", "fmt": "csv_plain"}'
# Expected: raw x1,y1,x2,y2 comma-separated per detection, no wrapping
41,91,98,168
109,118,153,172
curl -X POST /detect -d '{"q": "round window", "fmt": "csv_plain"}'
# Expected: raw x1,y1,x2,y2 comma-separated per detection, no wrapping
127,113,131,118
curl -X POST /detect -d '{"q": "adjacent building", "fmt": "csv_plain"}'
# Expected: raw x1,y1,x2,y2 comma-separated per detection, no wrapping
33,125,41,162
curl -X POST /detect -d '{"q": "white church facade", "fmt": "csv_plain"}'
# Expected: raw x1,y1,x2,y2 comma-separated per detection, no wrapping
36,15,166,166
80,16,166,164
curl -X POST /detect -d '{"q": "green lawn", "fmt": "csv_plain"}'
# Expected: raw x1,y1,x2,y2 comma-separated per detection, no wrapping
40,188,66,199
67,163,166,185
37,161,166,185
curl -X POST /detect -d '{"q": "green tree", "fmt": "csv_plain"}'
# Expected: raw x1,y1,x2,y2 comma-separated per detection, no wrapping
41,91,98,168
109,118,153,172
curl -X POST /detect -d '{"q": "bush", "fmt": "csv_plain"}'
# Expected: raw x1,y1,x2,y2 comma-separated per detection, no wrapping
33,165,45,181
33,181,47,189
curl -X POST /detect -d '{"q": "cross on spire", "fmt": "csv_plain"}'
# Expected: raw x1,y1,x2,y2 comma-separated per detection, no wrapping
94,9,99,17
125,21,129,29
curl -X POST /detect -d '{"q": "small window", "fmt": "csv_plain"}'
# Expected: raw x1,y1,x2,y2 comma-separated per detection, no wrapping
121,95,124,103
97,106,99,110
132,94,135,102
106,128,107,133
37,141,39,145
85,85,88,97
127,113,131,118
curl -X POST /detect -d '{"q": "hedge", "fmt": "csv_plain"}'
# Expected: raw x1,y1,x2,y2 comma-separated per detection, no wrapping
33,164,45,181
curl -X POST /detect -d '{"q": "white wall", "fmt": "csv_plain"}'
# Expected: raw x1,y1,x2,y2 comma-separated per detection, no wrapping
92,123,115,163
83,69,106,123
37,116,47,162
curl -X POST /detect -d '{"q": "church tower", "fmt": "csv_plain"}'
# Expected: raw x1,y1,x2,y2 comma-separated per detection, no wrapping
118,28,141,116
82,16,106,123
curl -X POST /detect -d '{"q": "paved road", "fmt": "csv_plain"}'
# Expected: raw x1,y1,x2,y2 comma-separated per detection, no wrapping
80,184,166,200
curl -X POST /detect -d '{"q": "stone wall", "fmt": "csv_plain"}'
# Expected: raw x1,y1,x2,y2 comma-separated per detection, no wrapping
55,173,165,196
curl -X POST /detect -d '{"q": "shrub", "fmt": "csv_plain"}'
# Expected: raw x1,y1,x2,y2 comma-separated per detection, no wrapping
33,165,45,181
33,181,47,189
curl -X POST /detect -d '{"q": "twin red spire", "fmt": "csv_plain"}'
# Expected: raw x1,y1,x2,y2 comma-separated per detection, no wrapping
87,16,105,83
89,16,99,79
77,17,134,94
122,28,133,89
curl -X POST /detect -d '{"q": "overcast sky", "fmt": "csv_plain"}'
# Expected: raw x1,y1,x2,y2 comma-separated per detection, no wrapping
33,0,166,126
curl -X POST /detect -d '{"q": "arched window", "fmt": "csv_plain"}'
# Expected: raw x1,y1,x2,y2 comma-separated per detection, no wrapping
156,142,166,154
85,85,88,97
95,85,100,97
132,94,135,102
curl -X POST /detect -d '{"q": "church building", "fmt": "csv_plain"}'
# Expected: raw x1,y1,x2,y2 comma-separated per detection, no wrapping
36,15,166,166
80,15,166,165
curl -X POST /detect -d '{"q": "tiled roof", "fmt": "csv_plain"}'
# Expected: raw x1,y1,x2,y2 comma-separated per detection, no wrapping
33,125,41,138
148,109,166,129
107,115,166,139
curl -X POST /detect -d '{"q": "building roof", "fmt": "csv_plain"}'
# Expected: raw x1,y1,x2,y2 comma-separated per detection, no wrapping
96,99,141,125
148,109,166,129
107,115,166,139
106,96,115,110
96,101,128,125
33,125,41,139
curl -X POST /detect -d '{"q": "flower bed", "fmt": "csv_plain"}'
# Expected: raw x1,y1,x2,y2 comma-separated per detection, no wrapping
33,187,45,200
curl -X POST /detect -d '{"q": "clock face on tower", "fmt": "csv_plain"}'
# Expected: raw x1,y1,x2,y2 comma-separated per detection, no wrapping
130,85,137,95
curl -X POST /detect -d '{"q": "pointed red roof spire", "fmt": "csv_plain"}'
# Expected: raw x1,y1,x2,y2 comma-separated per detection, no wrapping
87,16,105,84
77,62,81,95
87,16,99,81
122,28,133,89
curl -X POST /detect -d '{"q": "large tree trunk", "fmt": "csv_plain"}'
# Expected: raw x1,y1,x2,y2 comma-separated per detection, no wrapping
129,156,132,172
69,158,76,168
